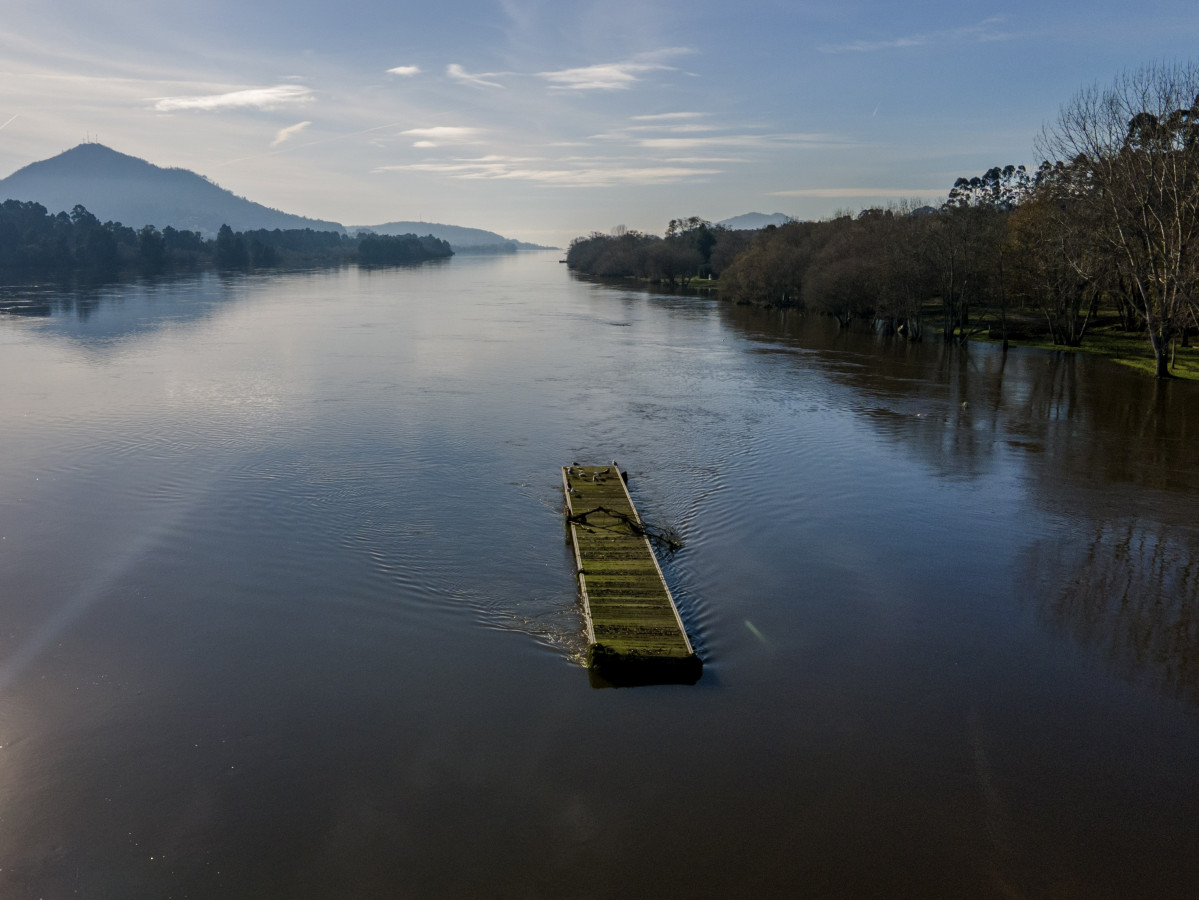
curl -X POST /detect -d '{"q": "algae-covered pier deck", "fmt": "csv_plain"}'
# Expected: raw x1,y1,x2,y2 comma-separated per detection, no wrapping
563,463,701,684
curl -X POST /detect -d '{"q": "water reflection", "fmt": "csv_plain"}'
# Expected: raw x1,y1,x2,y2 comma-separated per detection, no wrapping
706,301,1199,711
0,258,1194,898
0,272,246,346
1023,519,1199,707
0,267,378,349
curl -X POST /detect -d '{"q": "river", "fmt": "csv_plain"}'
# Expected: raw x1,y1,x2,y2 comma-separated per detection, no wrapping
0,252,1196,898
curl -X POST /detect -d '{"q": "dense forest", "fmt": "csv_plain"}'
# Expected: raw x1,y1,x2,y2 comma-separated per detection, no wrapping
568,63,1199,379
0,200,452,278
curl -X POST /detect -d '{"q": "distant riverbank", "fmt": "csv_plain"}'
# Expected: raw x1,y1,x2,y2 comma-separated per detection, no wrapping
0,199,453,282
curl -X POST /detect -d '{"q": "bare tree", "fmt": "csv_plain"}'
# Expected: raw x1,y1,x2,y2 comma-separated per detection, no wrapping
1038,62,1199,377
720,221,821,307
923,200,1002,344
1007,161,1109,346
803,217,879,327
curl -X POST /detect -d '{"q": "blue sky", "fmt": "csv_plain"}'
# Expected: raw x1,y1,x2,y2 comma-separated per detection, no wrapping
2,1,1198,245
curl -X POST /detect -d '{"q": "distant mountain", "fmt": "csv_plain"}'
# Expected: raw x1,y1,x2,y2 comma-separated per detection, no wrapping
1,143,558,248
717,212,792,230
0,143,343,235
353,220,550,252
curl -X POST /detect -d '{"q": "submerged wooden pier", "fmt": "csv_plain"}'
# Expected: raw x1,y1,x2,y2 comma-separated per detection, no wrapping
563,462,701,685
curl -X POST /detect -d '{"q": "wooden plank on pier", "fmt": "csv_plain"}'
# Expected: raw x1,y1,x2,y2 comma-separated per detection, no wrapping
563,462,701,685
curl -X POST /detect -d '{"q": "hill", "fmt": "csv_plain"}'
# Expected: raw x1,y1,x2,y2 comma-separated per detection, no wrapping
353,220,550,252
0,143,343,236
717,212,792,230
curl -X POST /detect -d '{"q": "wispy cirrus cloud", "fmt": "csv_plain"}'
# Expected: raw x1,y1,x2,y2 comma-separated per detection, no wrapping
625,123,720,134
539,61,671,91
400,125,484,148
631,112,707,122
538,49,694,90
270,120,312,147
153,84,313,112
594,115,842,152
664,156,749,164
820,17,1013,53
446,63,505,88
770,187,942,198
375,155,721,187
387,65,421,76
635,133,848,151
440,50,693,91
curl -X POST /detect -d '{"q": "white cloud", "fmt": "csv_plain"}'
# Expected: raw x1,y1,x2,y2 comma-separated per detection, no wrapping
592,115,837,153
631,112,707,121
270,120,312,147
375,156,721,187
665,156,748,164
443,50,694,91
539,61,670,91
402,126,482,139
387,65,421,76
400,125,484,147
626,123,720,134
153,85,313,112
820,17,1013,53
770,187,943,198
446,64,505,89
538,48,695,91
636,133,846,150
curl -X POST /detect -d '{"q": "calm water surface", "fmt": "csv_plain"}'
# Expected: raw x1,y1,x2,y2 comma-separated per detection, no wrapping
0,253,1196,898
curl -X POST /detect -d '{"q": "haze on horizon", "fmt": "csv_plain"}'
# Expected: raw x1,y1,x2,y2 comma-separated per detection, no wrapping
2,1,1197,247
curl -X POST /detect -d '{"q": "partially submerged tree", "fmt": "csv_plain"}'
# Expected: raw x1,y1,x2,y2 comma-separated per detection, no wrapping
861,204,935,340
565,230,660,277
1039,62,1199,377
927,166,1029,345
803,218,879,327
718,221,823,307
1007,161,1108,347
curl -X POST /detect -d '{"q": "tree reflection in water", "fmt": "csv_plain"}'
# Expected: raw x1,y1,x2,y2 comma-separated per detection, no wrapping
1024,520,1199,708
717,305,1199,713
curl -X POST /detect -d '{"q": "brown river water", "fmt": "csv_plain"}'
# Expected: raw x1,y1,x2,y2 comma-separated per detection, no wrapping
0,252,1196,898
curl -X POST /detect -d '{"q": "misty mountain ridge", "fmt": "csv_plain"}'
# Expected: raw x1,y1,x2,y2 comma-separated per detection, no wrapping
0,143,342,235
352,221,548,251
716,212,792,230
0,144,545,249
